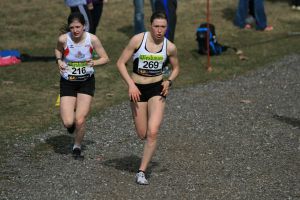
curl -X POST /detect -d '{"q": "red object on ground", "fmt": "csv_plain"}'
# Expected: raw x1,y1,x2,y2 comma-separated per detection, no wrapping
0,56,21,67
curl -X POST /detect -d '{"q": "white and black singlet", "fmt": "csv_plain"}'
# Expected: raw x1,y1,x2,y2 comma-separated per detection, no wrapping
132,32,168,77
62,32,94,81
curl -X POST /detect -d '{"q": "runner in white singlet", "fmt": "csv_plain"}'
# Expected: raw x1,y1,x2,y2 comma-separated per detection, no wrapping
55,12,109,159
62,32,94,81
117,11,180,185
132,32,168,77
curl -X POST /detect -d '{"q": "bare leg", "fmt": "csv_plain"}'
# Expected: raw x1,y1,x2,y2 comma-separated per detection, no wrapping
131,96,166,172
60,96,76,128
131,102,148,139
73,93,92,146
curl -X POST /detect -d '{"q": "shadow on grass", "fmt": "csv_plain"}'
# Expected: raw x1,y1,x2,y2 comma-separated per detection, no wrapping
117,25,134,38
190,49,201,59
20,54,56,62
45,135,94,155
102,155,160,175
222,7,236,22
273,114,300,129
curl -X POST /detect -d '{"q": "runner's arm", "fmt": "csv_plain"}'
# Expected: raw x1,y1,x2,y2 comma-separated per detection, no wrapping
116,35,143,102
90,35,110,66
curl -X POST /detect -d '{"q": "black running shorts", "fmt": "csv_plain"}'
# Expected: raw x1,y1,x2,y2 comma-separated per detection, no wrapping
134,80,166,102
60,75,95,97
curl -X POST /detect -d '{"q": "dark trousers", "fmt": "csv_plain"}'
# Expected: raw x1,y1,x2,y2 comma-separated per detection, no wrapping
292,0,300,6
90,2,104,34
155,0,177,42
234,0,267,30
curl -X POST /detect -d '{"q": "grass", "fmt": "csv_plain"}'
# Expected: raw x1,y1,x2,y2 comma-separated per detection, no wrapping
0,0,299,154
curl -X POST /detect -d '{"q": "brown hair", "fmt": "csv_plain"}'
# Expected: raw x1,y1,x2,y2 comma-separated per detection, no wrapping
60,12,86,34
150,11,168,24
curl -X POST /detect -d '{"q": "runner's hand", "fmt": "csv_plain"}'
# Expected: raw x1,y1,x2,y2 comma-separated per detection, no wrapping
129,84,141,102
57,60,67,73
86,59,94,67
161,80,171,96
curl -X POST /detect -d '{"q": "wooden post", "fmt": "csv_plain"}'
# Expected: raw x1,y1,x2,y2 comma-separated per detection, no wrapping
206,0,212,72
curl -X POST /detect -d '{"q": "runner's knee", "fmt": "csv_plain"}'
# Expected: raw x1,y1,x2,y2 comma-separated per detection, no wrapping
147,129,158,141
62,119,74,128
75,117,86,127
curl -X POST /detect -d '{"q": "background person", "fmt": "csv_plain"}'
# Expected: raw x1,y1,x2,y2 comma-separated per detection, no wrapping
55,12,109,158
117,11,180,185
234,0,273,31
133,0,156,34
291,0,300,10
88,0,108,34
154,0,177,42
65,0,93,33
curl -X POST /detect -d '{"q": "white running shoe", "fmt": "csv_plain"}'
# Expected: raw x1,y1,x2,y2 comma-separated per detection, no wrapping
135,172,149,185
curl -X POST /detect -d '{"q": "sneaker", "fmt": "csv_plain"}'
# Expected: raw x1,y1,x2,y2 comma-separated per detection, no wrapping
72,147,81,156
135,171,149,185
67,123,75,134
72,147,84,160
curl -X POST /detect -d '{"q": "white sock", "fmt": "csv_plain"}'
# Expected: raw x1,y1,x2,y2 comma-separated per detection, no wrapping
73,144,81,150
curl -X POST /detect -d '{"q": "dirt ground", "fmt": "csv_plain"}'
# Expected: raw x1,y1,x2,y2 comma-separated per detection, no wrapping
1,55,299,200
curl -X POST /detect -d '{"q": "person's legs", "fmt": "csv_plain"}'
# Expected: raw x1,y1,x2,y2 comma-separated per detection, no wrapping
234,0,249,28
291,0,300,9
73,93,93,147
90,2,104,34
134,0,146,34
291,0,297,6
249,0,254,16
150,0,156,12
139,96,165,172
244,0,256,28
253,0,268,30
165,0,177,42
131,96,165,185
60,96,76,129
131,102,148,139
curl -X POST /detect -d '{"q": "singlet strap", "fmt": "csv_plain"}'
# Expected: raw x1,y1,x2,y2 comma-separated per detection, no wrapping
140,32,148,52
66,32,91,46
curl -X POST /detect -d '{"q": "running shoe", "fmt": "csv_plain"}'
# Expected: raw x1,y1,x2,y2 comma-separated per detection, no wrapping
67,123,75,134
72,147,84,160
135,171,149,185
72,147,81,156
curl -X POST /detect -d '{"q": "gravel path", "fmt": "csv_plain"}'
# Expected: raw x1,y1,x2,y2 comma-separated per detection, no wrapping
1,55,299,200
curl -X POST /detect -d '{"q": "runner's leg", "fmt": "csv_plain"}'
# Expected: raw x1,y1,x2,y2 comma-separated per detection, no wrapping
131,102,148,139
60,96,76,128
139,96,165,171
74,93,93,146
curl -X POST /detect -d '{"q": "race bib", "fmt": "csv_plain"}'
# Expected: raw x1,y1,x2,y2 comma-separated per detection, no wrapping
65,61,94,81
137,54,164,76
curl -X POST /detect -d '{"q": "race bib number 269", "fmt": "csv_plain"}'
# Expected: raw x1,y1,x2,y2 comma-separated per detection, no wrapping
138,54,163,70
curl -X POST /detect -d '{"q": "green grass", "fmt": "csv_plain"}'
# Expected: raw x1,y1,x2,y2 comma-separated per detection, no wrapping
0,0,299,152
